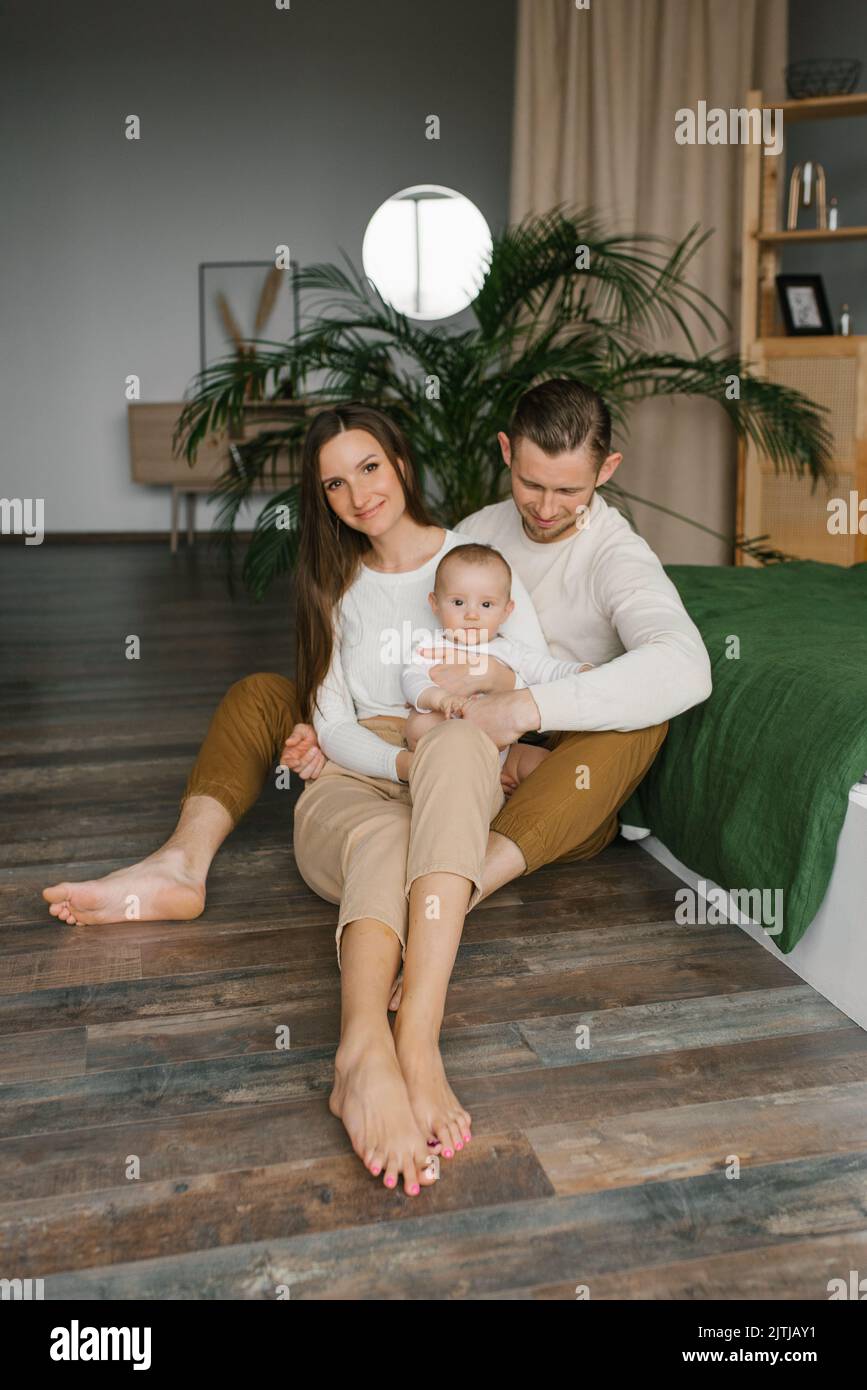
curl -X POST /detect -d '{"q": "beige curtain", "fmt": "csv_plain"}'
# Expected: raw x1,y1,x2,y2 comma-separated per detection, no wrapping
511,0,787,563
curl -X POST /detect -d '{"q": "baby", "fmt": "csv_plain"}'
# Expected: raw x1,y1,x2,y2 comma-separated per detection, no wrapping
401,543,593,793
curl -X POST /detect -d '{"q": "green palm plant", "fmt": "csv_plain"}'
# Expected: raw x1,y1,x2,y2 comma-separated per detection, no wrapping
175,209,833,597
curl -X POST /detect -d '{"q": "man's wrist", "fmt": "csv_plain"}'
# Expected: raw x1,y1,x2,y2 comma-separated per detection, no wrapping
512,687,542,734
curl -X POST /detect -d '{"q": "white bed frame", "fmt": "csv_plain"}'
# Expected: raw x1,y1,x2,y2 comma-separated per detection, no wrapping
628,782,867,1032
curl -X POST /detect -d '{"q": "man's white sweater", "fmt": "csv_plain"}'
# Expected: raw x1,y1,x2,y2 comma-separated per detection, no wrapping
455,492,712,732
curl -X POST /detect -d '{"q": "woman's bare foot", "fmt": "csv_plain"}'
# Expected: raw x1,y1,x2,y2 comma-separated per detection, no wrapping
329,1027,440,1196
393,1012,472,1160
42,845,206,927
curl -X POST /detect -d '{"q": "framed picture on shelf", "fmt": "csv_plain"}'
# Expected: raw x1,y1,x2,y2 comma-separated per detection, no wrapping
775,273,834,336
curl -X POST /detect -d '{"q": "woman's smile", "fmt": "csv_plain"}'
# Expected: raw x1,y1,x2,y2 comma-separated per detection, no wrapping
355,498,386,521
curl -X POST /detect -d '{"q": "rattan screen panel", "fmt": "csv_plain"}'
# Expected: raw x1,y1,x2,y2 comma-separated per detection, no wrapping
754,355,859,562
759,470,856,563
764,356,857,466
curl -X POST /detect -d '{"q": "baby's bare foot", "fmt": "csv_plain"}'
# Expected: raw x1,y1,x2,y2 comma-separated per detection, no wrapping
393,1013,472,1160
330,1028,439,1196
511,742,550,785
42,845,205,927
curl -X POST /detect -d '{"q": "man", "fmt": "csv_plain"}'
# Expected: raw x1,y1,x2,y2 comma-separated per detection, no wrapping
43,378,710,927
445,376,712,897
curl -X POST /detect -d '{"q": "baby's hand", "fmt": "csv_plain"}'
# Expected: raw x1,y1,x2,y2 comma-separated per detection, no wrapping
441,694,468,719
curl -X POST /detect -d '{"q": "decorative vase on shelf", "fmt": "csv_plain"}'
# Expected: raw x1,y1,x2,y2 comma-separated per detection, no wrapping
787,161,827,230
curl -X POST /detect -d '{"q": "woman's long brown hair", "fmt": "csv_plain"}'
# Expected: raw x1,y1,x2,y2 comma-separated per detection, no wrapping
295,403,435,723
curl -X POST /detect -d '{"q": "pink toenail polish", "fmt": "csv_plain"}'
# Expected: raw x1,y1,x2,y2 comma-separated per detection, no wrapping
384,1174,396,1188
410,1183,420,1195
464,1133,471,1142
443,1148,453,1158
371,1165,381,1175
456,1142,463,1150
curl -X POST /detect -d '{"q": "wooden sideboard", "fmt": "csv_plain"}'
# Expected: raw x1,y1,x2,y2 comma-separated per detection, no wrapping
128,402,302,551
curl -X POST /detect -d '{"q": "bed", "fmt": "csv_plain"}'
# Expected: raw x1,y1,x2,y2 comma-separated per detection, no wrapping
620,560,867,1030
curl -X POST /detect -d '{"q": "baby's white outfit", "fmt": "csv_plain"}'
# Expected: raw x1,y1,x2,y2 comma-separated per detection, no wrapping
400,632,593,768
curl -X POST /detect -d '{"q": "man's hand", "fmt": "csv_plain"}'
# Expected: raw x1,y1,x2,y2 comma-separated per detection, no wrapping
279,723,326,781
420,648,515,697
459,688,541,749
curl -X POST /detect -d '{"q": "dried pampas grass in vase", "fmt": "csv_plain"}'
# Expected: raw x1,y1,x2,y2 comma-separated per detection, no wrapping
216,268,288,406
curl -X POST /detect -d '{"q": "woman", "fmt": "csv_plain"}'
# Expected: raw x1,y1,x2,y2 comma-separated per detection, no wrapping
44,404,548,1198
288,404,550,1197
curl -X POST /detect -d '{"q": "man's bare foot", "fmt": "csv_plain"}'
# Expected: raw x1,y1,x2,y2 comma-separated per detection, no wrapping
393,1012,472,1160
42,845,206,927
329,1028,440,1196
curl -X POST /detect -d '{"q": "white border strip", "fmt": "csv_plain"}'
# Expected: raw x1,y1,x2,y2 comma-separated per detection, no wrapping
634,789,867,1033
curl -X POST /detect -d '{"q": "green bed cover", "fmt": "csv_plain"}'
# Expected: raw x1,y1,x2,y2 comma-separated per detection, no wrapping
620,560,867,953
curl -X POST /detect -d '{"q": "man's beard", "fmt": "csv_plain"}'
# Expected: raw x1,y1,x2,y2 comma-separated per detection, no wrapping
521,511,576,541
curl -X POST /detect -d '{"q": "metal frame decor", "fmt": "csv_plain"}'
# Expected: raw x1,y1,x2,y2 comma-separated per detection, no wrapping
197,260,300,377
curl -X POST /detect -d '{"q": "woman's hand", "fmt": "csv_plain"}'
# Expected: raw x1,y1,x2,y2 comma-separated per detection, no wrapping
280,723,326,781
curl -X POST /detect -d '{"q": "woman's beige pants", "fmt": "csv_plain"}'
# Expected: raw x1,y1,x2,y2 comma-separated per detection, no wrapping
182,674,669,966
292,715,505,966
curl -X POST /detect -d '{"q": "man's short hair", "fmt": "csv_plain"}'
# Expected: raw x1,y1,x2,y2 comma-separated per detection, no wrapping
434,543,512,593
509,379,612,471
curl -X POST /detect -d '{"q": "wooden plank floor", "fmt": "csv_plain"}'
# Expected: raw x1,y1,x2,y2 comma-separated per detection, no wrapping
2,542,866,1300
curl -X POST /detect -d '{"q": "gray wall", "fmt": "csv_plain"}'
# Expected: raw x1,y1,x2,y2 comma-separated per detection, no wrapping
0,0,517,531
4,0,864,538
783,0,867,328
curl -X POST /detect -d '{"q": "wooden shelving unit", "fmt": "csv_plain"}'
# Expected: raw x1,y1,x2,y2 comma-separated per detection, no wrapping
737,87,867,566
757,226,867,245
773,93,867,122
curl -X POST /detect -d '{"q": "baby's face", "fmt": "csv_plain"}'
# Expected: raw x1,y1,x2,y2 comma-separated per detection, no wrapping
430,560,513,643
